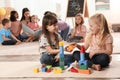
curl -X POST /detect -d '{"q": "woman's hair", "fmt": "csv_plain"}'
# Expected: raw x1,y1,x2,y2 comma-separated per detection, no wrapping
87,13,110,47
42,14,59,48
10,10,18,21
44,11,52,16
44,11,57,17
20,8,30,21
75,13,84,27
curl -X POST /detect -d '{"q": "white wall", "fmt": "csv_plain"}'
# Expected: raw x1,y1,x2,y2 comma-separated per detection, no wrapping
88,0,120,24
0,0,6,7
0,0,120,26
10,0,57,25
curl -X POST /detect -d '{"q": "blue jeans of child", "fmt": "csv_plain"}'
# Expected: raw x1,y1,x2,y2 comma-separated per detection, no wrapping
60,26,70,41
40,52,74,67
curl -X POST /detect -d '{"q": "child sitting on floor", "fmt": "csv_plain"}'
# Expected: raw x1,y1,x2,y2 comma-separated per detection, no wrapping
66,13,113,71
0,18,21,45
67,13,87,42
27,15,42,42
39,14,74,67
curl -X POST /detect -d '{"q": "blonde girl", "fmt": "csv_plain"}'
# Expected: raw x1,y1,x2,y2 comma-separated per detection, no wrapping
69,13,86,42
73,13,113,71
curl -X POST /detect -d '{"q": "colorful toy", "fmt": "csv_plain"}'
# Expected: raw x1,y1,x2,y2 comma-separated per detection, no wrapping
33,68,39,73
59,41,65,70
53,68,62,74
65,43,76,52
41,64,52,72
78,45,91,74
46,65,52,72
70,67,78,73
41,67,46,72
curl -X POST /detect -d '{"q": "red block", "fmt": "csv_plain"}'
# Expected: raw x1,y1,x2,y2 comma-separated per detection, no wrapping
70,67,78,73
46,69,51,73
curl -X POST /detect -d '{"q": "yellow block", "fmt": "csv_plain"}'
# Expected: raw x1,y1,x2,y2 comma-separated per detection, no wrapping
59,41,64,46
53,68,62,74
33,68,39,73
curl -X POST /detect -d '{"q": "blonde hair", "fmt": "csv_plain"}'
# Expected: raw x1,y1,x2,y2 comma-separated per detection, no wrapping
87,13,110,47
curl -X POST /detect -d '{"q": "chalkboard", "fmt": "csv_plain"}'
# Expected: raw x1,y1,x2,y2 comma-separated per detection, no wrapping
67,0,85,17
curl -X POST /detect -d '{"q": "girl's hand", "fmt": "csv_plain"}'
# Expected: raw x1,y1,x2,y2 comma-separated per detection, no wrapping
54,54,59,62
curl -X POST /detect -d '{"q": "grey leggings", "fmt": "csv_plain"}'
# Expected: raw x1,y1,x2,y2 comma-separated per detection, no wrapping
22,23,42,37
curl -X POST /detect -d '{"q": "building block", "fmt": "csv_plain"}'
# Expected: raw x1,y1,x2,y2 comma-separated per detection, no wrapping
60,65,64,70
80,65,88,70
46,69,51,73
41,67,46,72
60,54,64,58
46,65,52,69
79,60,88,69
53,68,62,74
33,68,39,73
70,67,78,73
59,57,64,61
79,60,87,66
59,41,65,70
77,46,91,74
78,69,91,74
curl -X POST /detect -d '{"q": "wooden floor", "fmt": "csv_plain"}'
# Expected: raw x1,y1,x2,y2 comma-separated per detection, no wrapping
0,32,120,80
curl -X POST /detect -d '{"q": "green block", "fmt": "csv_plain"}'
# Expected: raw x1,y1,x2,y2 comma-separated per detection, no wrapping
60,65,64,70
46,65,52,69
79,65,87,70
59,58,64,61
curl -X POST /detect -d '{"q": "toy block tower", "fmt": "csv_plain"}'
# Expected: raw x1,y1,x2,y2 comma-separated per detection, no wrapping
79,46,88,69
78,46,91,74
59,41,65,70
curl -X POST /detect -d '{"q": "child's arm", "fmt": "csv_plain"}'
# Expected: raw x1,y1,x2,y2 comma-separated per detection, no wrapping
2,35,11,41
45,46,59,54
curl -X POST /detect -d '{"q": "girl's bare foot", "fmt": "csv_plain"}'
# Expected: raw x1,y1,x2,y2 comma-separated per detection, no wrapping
15,41,21,45
92,64,101,71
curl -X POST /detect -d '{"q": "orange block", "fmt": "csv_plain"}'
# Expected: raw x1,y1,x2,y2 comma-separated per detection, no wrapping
78,69,91,74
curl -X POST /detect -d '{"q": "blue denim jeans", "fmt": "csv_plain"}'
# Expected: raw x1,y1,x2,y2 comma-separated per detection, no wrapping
60,26,70,41
40,52,74,67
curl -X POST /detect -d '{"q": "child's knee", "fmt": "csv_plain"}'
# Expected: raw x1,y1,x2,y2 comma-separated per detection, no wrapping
40,53,54,65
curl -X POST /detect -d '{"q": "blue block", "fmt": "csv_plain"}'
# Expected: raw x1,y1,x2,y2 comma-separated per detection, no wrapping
60,53,64,57
41,67,46,72
80,53,85,61
79,60,87,66
60,46,64,53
